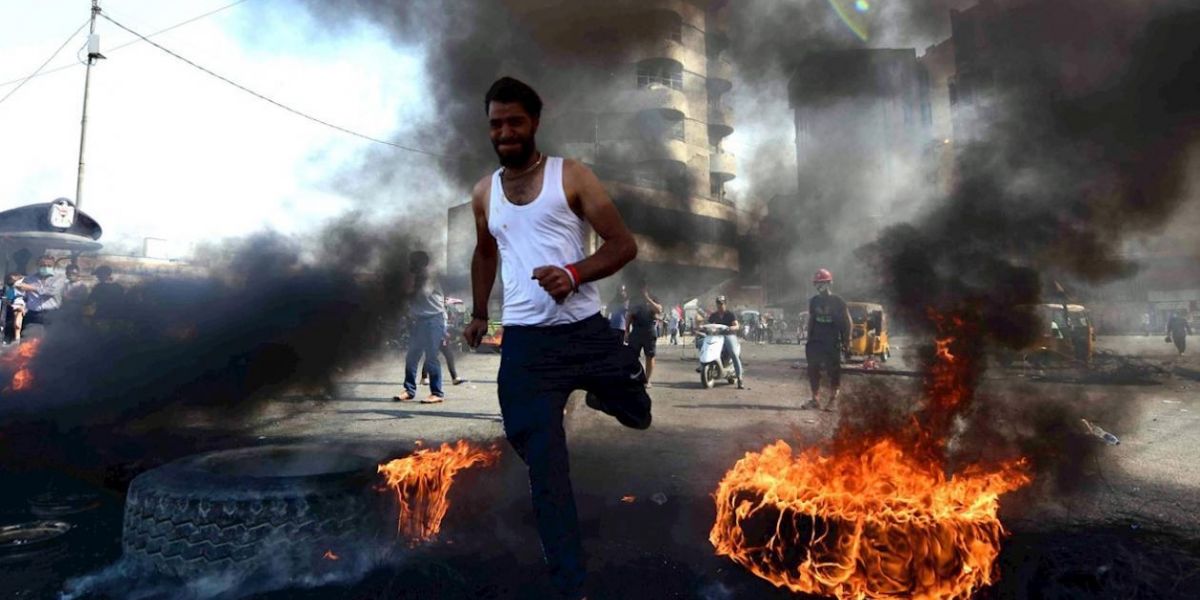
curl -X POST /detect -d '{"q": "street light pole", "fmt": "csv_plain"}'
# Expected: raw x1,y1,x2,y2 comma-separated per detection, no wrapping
75,0,104,211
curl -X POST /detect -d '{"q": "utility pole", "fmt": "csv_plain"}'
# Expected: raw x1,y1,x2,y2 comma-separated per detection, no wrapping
75,0,104,211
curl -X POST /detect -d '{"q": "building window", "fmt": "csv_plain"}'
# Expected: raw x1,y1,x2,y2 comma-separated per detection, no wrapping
710,175,725,202
668,119,685,141
637,60,683,91
637,111,685,144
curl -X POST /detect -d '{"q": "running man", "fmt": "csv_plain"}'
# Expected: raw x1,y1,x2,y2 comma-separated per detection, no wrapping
462,77,652,598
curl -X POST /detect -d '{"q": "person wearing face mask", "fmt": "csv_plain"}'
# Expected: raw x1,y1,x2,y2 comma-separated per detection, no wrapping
802,268,851,411
15,255,67,332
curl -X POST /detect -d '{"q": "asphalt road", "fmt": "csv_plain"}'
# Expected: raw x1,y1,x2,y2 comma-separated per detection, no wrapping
4,334,1198,598
239,334,1200,533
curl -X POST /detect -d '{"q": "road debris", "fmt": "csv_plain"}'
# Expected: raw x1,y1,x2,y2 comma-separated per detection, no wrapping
1081,419,1120,445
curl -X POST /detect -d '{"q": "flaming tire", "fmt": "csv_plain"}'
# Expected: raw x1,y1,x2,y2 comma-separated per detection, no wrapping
121,445,391,580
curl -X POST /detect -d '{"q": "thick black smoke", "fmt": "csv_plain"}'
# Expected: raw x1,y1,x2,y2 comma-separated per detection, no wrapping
851,0,1200,493
729,0,972,84
869,0,1200,339
0,215,418,467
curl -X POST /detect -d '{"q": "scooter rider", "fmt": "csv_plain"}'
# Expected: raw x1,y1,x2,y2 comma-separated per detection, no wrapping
707,295,746,389
801,269,851,411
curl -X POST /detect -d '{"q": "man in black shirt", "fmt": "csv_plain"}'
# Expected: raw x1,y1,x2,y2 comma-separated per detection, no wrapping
1167,310,1193,355
802,269,851,411
626,279,662,387
707,295,746,389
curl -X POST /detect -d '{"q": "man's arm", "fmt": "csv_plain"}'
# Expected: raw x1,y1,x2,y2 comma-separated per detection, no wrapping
464,178,498,348
839,301,853,345
644,293,663,315
532,160,637,301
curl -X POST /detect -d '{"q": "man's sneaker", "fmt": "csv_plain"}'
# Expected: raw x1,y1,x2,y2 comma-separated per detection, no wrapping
800,398,820,410
736,378,747,390
392,391,416,402
585,391,651,430
452,377,468,385
420,377,429,386
420,395,444,404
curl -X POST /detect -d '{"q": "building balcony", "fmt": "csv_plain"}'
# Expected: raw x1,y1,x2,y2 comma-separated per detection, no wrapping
596,138,689,165
708,103,734,140
630,38,689,68
707,28,730,56
707,57,733,95
710,151,736,181
619,85,688,120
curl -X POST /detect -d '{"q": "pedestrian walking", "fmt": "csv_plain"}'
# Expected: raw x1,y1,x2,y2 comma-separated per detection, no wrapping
1167,310,1192,355
626,279,662,387
801,269,852,411
392,251,448,403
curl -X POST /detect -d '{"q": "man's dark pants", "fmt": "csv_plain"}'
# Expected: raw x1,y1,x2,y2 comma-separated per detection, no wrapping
806,341,841,393
628,327,656,360
498,314,651,594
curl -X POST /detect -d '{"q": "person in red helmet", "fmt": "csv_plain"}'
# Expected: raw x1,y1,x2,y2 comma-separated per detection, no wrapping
801,269,851,411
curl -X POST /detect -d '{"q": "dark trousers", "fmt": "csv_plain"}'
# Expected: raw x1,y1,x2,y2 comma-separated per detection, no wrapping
806,341,842,393
1174,334,1187,355
498,314,651,594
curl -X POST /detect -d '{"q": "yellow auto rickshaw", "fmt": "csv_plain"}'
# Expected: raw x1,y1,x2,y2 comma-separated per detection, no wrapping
845,302,890,362
1018,303,1094,365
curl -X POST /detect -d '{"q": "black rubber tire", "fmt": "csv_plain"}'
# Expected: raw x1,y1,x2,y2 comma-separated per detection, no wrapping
122,445,392,580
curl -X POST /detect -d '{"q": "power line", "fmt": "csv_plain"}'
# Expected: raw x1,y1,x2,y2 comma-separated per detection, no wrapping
0,19,89,105
99,12,450,160
0,0,254,89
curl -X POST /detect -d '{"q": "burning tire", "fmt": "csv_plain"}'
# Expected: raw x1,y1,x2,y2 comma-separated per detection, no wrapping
121,445,391,580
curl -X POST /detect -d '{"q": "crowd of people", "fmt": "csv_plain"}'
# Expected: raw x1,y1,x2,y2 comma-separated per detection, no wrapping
1,254,125,345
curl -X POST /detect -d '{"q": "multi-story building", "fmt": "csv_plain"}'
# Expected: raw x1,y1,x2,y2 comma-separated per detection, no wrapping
446,0,739,301
918,38,956,195
753,49,931,303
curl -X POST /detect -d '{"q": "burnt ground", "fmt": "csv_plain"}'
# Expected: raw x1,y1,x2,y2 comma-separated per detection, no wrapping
2,335,1199,598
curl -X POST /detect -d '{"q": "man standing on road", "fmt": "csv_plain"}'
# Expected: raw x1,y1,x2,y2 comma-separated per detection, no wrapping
462,77,651,599
16,255,66,334
607,284,629,335
393,250,448,404
626,279,662,388
706,295,746,389
802,268,852,411
1167,310,1192,356
668,303,681,346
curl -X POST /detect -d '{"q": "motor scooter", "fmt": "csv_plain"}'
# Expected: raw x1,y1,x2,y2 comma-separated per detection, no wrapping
696,323,739,388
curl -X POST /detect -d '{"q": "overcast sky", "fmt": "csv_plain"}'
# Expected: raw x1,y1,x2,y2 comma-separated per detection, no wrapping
0,0,431,257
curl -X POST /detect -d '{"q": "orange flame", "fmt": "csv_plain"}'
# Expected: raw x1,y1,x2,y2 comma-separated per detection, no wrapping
378,440,500,545
322,549,340,561
710,311,1032,599
2,339,41,393
621,495,636,504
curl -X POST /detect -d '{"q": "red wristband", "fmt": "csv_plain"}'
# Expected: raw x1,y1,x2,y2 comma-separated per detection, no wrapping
564,264,581,291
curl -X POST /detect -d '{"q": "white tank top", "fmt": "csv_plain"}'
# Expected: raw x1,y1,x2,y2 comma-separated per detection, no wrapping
488,156,601,326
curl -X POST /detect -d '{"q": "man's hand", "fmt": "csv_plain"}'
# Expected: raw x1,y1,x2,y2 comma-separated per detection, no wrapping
463,317,489,349
532,266,573,303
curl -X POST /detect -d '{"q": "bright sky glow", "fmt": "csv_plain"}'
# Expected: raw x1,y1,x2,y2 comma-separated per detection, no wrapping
0,0,427,257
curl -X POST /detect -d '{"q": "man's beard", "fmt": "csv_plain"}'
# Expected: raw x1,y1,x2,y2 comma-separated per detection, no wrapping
494,137,535,168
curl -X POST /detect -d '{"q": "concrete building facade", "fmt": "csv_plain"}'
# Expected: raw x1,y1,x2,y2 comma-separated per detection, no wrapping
447,0,740,301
